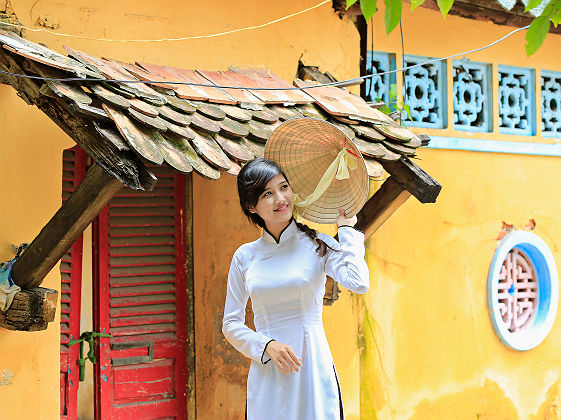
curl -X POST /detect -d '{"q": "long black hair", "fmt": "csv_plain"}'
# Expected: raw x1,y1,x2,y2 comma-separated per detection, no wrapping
237,158,329,256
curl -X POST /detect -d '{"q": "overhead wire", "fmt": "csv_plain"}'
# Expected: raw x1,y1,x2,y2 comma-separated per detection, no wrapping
0,0,330,42
398,18,406,123
368,18,375,99
0,24,531,91
399,19,406,89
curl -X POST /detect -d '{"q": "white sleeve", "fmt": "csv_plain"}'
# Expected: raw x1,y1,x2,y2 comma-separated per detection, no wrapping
323,226,370,294
222,251,275,364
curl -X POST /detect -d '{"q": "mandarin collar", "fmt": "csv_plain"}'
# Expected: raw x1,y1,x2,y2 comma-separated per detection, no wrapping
261,219,298,244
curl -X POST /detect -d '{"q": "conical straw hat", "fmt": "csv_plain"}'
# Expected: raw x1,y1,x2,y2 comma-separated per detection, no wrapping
264,118,369,224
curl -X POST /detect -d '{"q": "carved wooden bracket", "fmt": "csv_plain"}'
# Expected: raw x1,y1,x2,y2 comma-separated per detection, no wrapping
0,288,58,331
324,156,441,305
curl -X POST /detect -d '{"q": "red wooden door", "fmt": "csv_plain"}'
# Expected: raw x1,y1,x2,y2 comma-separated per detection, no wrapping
60,147,87,420
93,165,188,419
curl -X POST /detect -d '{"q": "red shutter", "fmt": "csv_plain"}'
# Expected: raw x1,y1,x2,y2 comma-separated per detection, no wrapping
93,165,188,419
60,147,87,420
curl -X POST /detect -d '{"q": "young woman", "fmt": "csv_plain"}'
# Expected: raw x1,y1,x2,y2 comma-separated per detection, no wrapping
222,158,369,420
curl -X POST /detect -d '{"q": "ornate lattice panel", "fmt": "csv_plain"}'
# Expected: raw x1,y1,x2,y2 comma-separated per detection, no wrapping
497,248,538,333
453,60,492,132
365,51,396,105
498,65,536,135
403,55,447,128
488,231,558,351
541,70,561,137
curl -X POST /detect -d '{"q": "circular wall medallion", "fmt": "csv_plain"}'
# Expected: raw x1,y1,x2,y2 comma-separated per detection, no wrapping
488,230,558,351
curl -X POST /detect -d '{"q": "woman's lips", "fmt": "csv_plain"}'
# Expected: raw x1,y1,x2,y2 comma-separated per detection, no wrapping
275,204,289,212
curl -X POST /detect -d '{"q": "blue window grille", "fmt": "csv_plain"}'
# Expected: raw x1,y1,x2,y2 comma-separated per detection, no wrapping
403,55,447,129
364,51,396,105
498,65,536,135
541,70,561,137
453,60,492,132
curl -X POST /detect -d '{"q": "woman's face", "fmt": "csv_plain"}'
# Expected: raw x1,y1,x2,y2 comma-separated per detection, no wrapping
249,174,294,228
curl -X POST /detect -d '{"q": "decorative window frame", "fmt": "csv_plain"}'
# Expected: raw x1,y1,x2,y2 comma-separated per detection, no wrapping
402,54,448,129
364,51,396,106
498,65,536,136
541,69,561,138
452,60,493,132
487,230,558,351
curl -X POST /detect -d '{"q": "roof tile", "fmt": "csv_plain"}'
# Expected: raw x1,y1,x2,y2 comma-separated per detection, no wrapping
215,134,254,162
196,70,264,105
103,105,164,165
233,68,313,104
157,105,191,126
191,131,232,171
0,30,428,188
219,104,252,122
295,79,387,123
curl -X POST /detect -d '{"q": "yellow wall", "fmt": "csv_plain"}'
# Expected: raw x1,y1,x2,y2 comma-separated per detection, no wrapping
1,1,363,418
362,5,561,420
0,84,73,419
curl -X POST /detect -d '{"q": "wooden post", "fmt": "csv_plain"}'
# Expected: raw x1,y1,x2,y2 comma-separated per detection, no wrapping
0,288,58,331
11,164,123,289
356,177,412,237
355,157,441,238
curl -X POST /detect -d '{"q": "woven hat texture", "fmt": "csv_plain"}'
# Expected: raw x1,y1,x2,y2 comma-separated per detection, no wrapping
264,118,369,224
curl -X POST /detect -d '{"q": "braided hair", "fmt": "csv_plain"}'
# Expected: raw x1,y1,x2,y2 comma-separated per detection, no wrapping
237,158,329,256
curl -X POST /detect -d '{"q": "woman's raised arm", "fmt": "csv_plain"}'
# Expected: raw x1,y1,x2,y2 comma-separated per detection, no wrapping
323,225,370,295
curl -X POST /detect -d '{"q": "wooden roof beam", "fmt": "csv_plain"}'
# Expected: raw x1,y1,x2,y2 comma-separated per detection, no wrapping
11,163,123,289
356,177,412,237
333,0,561,34
356,156,441,237
380,156,441,203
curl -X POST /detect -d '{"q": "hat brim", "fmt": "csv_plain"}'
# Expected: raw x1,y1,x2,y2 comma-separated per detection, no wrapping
264,118,369,224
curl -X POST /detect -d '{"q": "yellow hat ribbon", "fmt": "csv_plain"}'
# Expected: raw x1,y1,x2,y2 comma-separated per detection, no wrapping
293,146,359,221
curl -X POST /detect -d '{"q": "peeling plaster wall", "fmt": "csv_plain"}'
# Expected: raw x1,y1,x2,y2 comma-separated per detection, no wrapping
0,83,73,419
362,4,561,420
0,1,362,418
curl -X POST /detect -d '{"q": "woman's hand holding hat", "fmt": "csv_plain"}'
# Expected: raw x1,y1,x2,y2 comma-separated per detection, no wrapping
336,208,357,228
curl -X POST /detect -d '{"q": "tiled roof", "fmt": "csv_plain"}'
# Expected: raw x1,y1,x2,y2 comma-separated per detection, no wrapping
0,29,428,190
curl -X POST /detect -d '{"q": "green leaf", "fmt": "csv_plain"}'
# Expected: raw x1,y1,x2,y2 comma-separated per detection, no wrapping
402,103,411,119
525,15,551,56
346,0,359,9
379,105,391,115
359,0,377,22
437,0,454,17
525,0,542,13
384,0,402,34
550,2,561,26
410,0,426,11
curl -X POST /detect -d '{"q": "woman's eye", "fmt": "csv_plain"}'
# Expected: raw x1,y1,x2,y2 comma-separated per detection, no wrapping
281,184,288,190
262,191,271,197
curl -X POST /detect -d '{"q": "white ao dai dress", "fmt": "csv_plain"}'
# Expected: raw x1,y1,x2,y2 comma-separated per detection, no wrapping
222,220,369,420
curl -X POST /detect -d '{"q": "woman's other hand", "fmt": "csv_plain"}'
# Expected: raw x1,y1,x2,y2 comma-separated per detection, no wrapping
336,208,357,228
265,341,303,374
